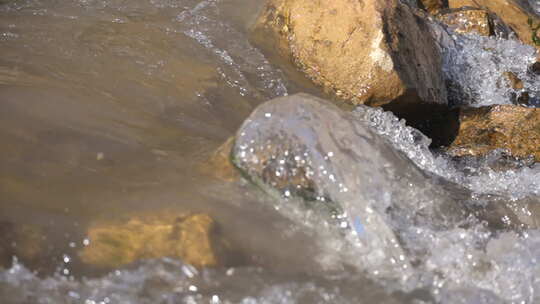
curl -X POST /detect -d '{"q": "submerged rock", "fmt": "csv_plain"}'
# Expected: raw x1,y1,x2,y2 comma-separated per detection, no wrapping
231,93,473,277
201,137,239,182
225,93,540,300
252,0,448,110
79,213,234,269
447,105,540,162
449,0,540,52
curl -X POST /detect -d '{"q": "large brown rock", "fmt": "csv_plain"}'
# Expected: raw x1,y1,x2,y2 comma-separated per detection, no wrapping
449,0,540,51
79,213,235,269
252,0,448,108
447,105,540,162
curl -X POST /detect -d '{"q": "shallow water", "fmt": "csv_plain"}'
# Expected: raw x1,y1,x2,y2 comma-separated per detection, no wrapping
0,0,312,279
1,0,540,303
0,0,375,301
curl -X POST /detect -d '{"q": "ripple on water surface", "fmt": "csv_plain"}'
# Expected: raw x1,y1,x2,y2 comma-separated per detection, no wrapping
1,0,540,303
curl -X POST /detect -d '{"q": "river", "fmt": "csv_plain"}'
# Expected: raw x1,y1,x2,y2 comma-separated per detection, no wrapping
1,0,540,303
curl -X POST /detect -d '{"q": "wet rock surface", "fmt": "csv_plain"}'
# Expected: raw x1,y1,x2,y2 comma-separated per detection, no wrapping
428,0,540,108
231,93,473,275
80,213,236,269
252,0,448,110
224,94,540,230
233,93,466,220
437,8,492,36
228,93,540,301
447,104,540,162
429,16,539,107
449,0,540,51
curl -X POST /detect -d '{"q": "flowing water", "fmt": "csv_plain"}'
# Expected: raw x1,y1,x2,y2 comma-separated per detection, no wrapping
0,0,540,303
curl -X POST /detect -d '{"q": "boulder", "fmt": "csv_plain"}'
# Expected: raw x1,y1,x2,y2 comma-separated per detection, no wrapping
215,93,539,279
230,93,479,277
79,213,234,269
447,105,540,162
448,0,540,51
252,0,448,109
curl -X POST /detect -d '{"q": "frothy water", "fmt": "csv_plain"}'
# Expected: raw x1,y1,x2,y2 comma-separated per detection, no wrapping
231,94,540,303
355,106,540,200
355,103,540,302
431,22,540,107
527,0,540,15
1,258,413,304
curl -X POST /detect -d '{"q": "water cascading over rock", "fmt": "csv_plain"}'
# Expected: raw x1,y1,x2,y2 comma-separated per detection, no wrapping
448,0,540,52
428,11,540,107
230,93,473,276
227,93,540,301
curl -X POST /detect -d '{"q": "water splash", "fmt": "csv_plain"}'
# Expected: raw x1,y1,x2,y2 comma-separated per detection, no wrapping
528,0,540,15
355,105,540,199
232,94,540,302
431,21,540,107
0,258,406,304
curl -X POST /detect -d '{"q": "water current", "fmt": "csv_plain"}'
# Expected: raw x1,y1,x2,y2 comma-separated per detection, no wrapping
1,0,539,303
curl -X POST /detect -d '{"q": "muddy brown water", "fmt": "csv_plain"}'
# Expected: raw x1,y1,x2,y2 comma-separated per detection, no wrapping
0,0,335,278
3,1,540,303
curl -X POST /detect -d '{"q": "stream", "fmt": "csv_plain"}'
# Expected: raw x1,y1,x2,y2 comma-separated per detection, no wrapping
1,0,540,303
